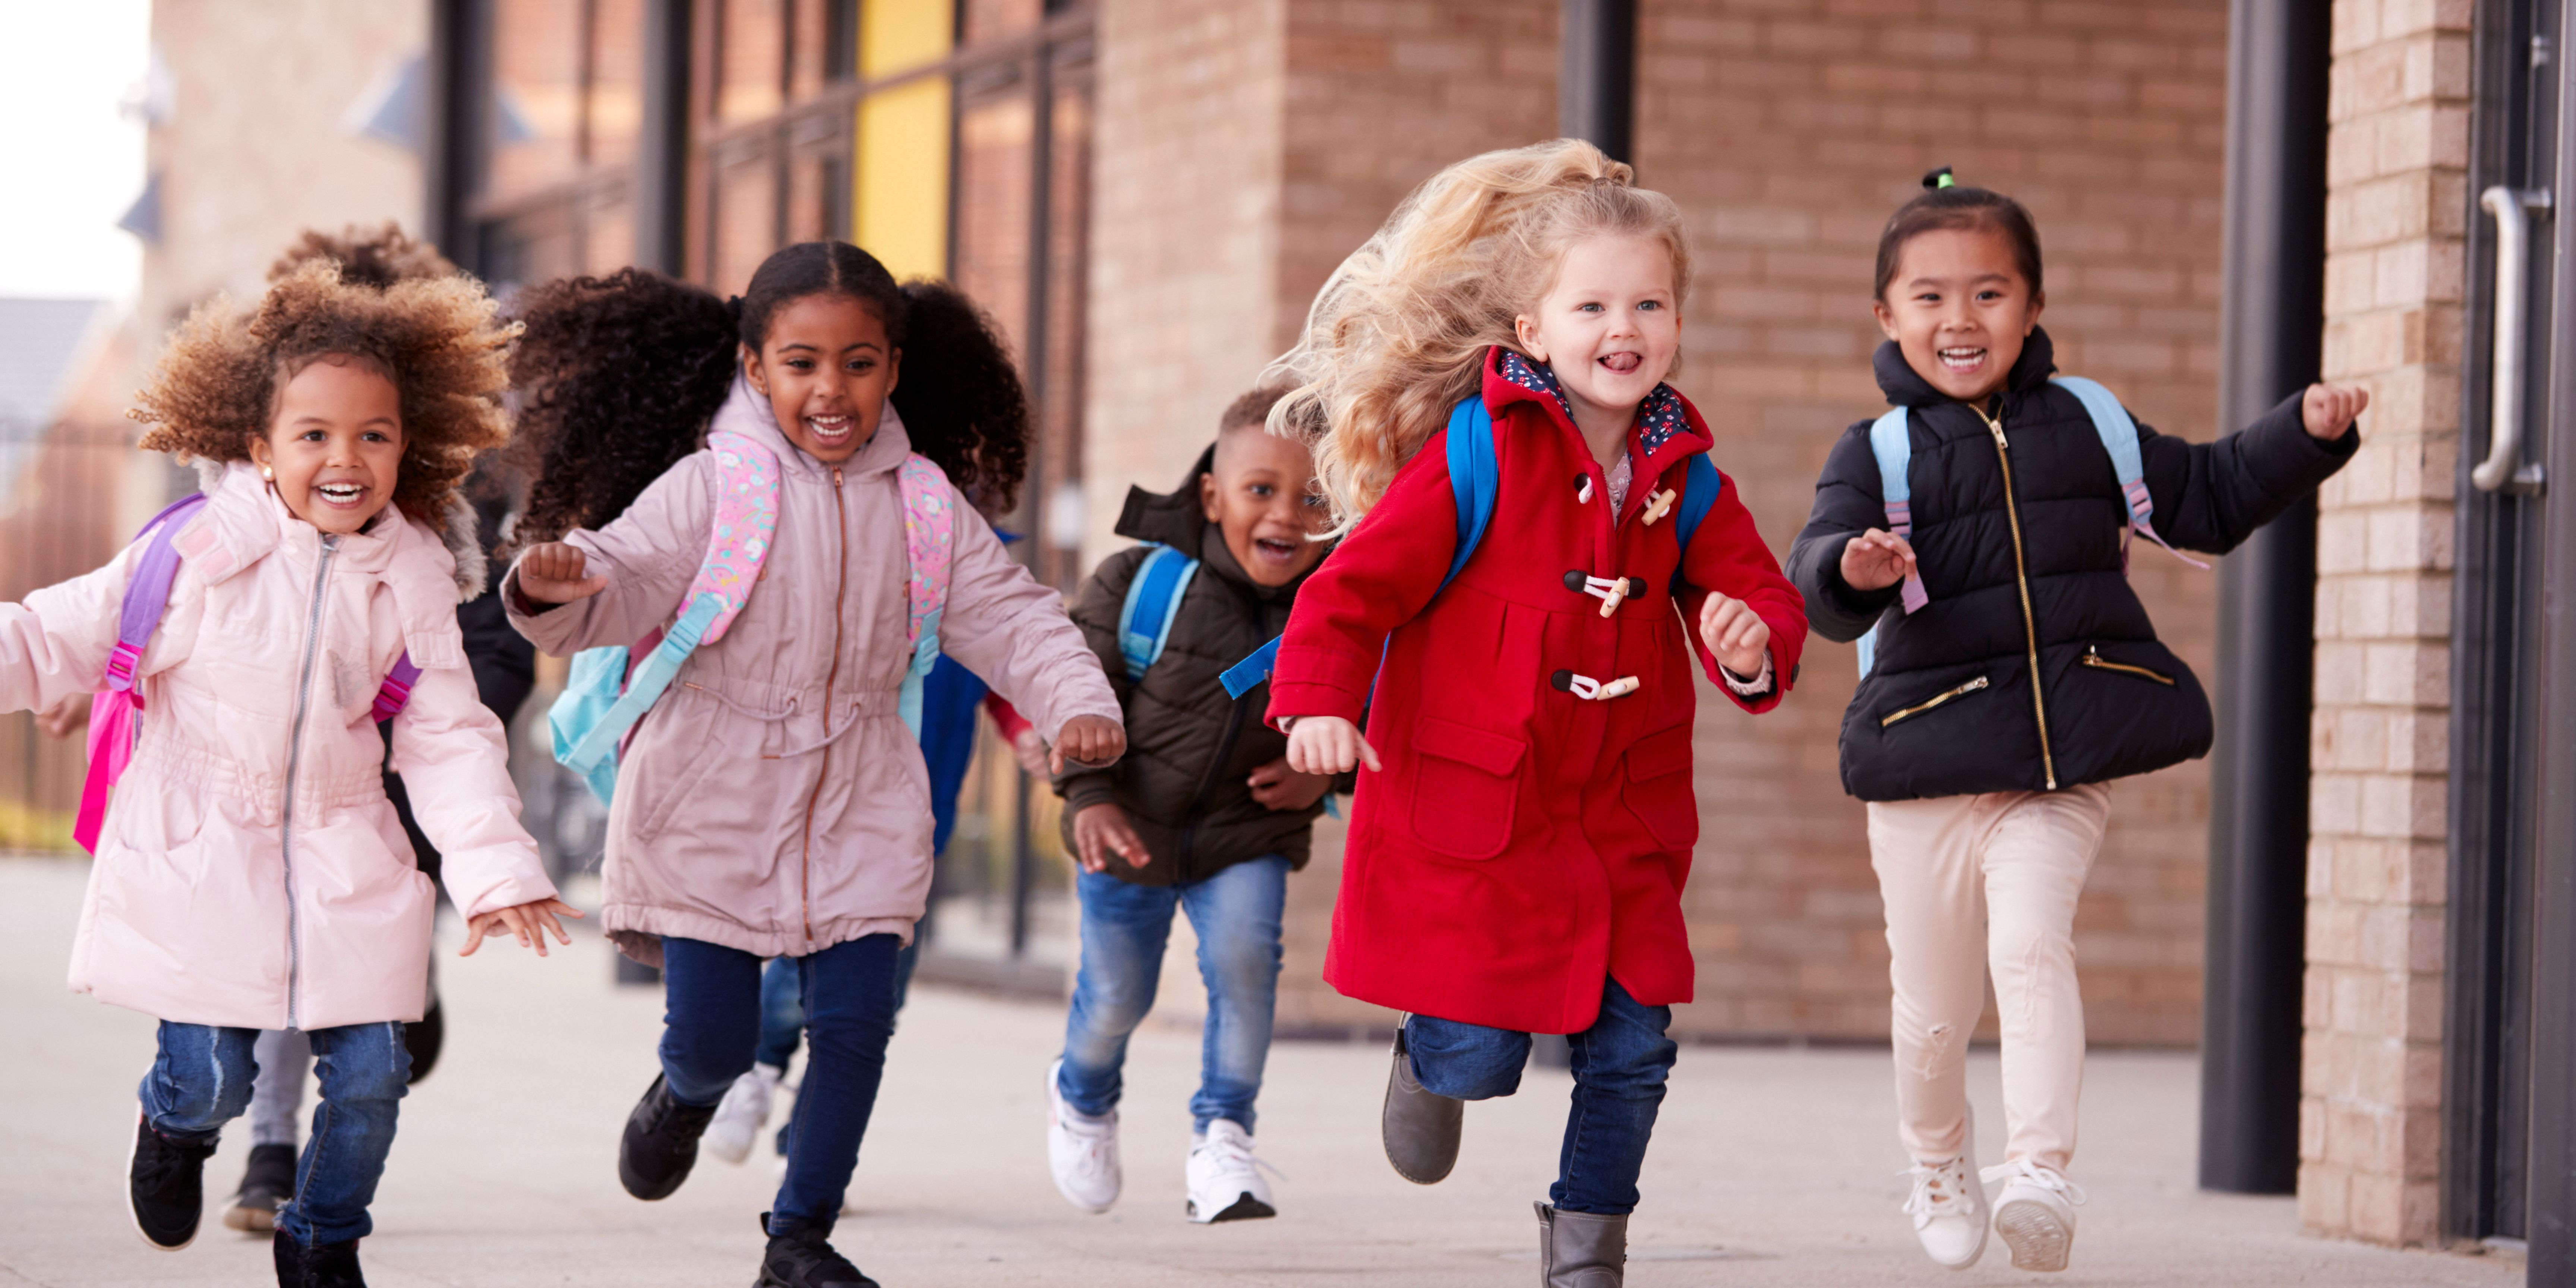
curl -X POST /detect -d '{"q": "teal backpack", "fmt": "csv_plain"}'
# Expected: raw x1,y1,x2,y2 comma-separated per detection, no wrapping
1852,375,2208,676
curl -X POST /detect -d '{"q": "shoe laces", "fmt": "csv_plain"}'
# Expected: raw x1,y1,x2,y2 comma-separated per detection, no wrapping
1979,1157,2087,1205
1193,1131,1287,1183
1898,1158,1973,1219
134,1129,211,1191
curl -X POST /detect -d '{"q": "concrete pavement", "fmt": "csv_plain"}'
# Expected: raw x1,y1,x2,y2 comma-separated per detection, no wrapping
0,857,2519,1287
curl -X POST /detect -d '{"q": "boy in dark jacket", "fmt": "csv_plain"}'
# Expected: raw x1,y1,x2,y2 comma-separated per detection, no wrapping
1043,386,1335,1225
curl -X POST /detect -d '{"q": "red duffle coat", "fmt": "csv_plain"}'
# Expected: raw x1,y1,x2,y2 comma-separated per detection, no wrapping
1266,348,1808,1034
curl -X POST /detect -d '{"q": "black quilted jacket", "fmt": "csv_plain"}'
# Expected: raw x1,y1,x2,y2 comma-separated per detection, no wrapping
1786,329,2357,801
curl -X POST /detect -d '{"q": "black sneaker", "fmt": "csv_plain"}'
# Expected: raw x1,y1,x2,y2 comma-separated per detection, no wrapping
755,1215,880,1288
224,1142,298,1232
127,1112,216,1250
273,1229,367,1287
617,1074,718,1200
403,998,443,1085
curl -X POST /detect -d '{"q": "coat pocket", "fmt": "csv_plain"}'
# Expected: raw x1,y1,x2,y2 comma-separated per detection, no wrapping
1620,723,1699,851
1878,674,1991,728
1407,716,1526,861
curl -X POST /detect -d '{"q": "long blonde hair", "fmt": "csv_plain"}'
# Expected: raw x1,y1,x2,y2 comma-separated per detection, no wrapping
1264,139,1692,530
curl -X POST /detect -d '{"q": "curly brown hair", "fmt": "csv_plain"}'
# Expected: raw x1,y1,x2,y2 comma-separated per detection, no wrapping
130,259,517,525
269,222,460,291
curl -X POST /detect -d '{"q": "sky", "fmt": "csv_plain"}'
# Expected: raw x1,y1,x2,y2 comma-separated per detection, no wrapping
0,0,152,302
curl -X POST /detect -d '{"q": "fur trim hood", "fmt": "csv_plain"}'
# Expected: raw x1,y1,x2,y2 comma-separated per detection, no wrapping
191,457,486,601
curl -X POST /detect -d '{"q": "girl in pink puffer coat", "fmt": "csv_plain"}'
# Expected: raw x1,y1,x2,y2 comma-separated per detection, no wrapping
0,263,576,1285
501,243,1122,1288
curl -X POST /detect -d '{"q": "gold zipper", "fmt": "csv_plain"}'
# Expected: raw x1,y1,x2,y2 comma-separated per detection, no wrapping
1972,402,2058,789
2081,646,2174,685
1880,675,1990,727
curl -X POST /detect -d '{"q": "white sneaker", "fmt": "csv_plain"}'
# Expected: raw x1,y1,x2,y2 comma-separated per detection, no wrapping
1185,1119,1277,1224
1985,1157,2086,1272
701,1063,782,1165
1900,1112,1987,1269
1046,1059,1120,1213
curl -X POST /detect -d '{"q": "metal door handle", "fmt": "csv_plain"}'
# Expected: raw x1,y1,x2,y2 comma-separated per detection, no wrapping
2476,185,2553,492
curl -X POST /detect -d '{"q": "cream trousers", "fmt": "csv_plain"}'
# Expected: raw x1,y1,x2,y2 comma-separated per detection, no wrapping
1866,783,2113,1173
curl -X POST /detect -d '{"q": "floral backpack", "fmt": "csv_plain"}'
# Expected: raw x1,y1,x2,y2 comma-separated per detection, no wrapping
547,433,957,805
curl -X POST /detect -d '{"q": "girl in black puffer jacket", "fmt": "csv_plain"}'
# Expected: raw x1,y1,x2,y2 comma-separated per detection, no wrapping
1785,171,2367,1275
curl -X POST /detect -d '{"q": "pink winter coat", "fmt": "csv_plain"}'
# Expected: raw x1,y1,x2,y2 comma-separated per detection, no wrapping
0,462,557,1031
505,381,1120,965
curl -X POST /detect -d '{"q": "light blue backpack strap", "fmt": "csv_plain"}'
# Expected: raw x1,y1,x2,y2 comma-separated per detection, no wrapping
1119,544,1201,682
1442,396,1498,594
1858,407,1922,677
2051,375,2208,572
898,608,944,736
557,594,725,804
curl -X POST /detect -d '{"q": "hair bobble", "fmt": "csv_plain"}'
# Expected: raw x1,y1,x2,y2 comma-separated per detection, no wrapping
1923,166,1957,190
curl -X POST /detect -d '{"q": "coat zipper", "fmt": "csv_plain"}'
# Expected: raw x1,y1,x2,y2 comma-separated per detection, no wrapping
795,466,850,947
278,534,339,1029
2081,646,2175,686
1879,675,1989,728
1972,402,2058,790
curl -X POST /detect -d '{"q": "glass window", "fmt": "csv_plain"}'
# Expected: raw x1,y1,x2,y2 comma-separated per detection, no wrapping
487,0,586,202
588,0,648,166
718,0,787,124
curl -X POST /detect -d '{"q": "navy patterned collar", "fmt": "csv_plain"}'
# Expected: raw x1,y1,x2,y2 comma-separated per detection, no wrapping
1494,349,1689,457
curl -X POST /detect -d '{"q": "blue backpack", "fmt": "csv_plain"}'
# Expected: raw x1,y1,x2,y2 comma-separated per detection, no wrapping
1852,375,2208,676
1209,395,1724,700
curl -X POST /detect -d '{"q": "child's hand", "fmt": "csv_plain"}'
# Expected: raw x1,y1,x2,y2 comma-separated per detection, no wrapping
1248,757,1333,812
1051,714,1127,773
1839,528,1917,593
2303,382,2369,440
1071,802,1149,873
1698,592,1772,678
1285,716,1379,776
516,542,610,605
1010,727,1050,776
460,897,584,957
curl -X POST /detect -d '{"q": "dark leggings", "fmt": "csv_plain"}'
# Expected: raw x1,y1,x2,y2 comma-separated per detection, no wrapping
658,934,900,1232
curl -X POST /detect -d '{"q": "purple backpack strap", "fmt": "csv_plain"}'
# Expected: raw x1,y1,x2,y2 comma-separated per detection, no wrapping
75,493,211,854
372,653,421,723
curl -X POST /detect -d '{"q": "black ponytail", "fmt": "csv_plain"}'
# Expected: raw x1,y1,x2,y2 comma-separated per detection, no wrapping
739,242,1032,509
1871,166,2045,302
508,267,738,547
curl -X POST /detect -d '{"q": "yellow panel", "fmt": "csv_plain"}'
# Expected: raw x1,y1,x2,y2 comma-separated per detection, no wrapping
855,76,952,281
861,0,954,78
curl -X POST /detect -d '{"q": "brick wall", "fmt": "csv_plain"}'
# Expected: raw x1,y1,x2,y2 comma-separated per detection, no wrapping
1086,0,2238,1045
2296,0,2471,1248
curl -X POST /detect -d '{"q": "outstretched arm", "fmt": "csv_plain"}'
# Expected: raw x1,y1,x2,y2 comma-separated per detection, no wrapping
1265,433,1461,730
2135,384,2363,555
502,456,710,655
935,502,1126,757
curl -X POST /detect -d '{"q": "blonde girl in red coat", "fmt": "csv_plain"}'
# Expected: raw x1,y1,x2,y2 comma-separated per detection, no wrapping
1266,140,1808,1285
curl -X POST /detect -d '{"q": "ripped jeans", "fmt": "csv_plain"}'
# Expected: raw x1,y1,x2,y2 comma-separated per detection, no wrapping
141,1020,409,1247
1866,783,2112,1174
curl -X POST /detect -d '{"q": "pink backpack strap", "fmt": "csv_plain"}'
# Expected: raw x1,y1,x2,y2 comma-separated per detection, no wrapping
75,493,209,854
689,431,782,645
898,454,957,647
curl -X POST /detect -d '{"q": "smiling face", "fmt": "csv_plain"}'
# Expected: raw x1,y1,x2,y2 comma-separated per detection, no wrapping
246,356,405,535
1872,224,2045,404
1200,424,1330,587
1512,232,1682,431
743,292,901,464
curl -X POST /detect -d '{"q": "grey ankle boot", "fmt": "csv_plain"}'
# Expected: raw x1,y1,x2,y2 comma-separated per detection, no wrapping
1380,1023,1463,1184
1535,1201,1627,1288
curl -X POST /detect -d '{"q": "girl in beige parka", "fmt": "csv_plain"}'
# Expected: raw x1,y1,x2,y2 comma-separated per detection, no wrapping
0,263,576,1284
501,244,1122,1288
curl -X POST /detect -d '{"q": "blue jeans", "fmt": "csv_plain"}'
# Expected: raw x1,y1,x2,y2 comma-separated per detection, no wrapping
1407,977,1677,1215
659,934,899,1233
1057,856,1288,1133
141,1020,408,1246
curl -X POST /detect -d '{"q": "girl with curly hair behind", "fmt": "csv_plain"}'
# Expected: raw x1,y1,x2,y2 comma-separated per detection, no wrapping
502,242,1122,1288
0,261,578,1288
